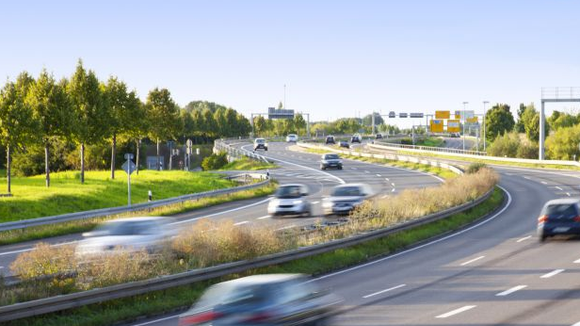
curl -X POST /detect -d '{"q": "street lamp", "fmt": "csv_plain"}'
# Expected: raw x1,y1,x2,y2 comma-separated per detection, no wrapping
462,102,468,151
483,101,489,152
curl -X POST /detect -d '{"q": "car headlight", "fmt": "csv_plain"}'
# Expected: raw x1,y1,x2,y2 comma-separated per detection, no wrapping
321,160,328,164
292,200,303,205
268,199,279,208
322,199,333,208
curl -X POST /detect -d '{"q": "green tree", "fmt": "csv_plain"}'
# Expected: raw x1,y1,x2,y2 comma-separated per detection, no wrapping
514,103,527,133
213,108,228,137
67,60,109,183
545,124,580,160
145,88,180,170
237,113,251,137
487,132,519,158
254,115,267,136
548,111,578,131
485,104,515,142
0,81,36,193
293,114,306,136
26,70,71,187
202,108,217,138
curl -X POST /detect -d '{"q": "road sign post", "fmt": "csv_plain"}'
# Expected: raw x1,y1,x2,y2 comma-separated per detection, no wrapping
122,154,136,207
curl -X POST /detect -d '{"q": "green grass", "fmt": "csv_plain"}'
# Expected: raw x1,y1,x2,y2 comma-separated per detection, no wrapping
396,149,580,171
0,170,237,223
220,157,277,170
0,182,277,246
4,187,504,326
415,137,445,147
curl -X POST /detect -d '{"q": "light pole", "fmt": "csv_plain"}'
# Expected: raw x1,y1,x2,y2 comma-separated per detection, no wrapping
462,102,468,151
483,101,489,152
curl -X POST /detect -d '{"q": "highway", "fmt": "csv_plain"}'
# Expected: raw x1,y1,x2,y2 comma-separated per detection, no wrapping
126,142,580,326
0,142,441,276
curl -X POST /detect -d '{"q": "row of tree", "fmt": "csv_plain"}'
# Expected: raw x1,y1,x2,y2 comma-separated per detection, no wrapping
0,60,251,193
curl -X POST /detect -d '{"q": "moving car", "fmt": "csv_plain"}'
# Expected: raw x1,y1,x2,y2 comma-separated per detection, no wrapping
268,184,312,217
325,135,335,144
320,153,343,170
178,274,341,326
339,140,350,148
286,134,298,142
254,138,268,151
350,133,361,143
375,133,383,139
75,217,174,257
537,198,580,242
322,183,373,216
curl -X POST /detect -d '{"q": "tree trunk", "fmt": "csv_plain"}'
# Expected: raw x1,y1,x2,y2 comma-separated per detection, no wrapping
111,134,116,180
45,142,50,188
156,139,160,171
6,145,11,193
135,139,140,175
80,143,85,184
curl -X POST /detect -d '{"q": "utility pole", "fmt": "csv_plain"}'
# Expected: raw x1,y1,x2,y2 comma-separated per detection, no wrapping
462,102,468,151
483,101,489,152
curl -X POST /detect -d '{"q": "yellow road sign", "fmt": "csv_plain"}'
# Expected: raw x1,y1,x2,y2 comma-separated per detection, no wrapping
435,111,450,119
447,120,460,132
430,120,444,133
467,117,479,123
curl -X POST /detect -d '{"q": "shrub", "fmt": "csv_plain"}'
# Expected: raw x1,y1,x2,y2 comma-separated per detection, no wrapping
465,162,486,174
488,132,519,158
201,152,228,170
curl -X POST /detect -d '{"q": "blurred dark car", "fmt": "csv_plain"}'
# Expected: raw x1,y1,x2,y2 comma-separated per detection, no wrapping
339,141,350,148
178,274,341,326
537,198,580,242
375,133,383,139
350,134,361,143
325,135,335,144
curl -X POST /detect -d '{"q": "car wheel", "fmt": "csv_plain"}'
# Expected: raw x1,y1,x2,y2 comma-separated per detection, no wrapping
338,166,343,170
539,234,548,242
321,166,326,170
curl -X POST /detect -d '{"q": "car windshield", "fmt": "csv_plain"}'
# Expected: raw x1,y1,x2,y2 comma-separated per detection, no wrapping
542,204,578,219
324,154,339,160
255,139,265,144
97,220,157,236
196,283,272,309
275,186,302,198
331,186,362,197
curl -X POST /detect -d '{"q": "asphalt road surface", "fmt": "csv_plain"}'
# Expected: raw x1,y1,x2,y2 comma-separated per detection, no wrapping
126,142,580,326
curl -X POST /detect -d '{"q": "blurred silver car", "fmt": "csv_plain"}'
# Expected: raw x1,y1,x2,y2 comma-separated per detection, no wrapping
286,134,298,142
268,184,312,217
178,274,341,326
75,216,174,256
322,183,374,216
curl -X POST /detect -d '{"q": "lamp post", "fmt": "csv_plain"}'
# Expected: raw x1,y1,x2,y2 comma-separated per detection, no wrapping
483,101,489,152
462,102,468,151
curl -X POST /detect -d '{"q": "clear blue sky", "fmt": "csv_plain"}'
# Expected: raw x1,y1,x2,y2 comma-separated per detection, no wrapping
1,0,579,126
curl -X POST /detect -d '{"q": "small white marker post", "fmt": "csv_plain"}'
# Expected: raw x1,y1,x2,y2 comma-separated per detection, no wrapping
122,153,136,207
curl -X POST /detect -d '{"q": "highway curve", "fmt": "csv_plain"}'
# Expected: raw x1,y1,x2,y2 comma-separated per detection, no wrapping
0,142,441,276
127,143,580,326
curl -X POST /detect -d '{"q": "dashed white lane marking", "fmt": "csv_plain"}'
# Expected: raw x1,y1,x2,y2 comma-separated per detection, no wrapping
351,167,358,170
436,305,477,318
391,183,396,187
567,192,571,197
460,256,485,266
574,258,580,264
376,174,382,177
256,215,270,220
555,186,563,191
234,221,249,226
391,189,395,192
496,285,527,296
541,269,565,279
385,178,390,181
365,170,370,174
541,181,548,185
312,201,320,204
517,235,532,243
363,284,406,299
0,266,4,269
0,240,78,257
523,176,531,180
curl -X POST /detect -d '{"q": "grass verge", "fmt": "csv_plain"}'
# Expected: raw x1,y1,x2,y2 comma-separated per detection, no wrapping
3,187,505,326
0,182,277,246
220,157,277,170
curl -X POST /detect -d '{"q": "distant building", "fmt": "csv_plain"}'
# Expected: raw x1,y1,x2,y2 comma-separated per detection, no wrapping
268,107,294,120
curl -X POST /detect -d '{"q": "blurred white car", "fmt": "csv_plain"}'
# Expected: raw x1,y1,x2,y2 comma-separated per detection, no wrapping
75,217,175,257
322,183,374,216
254,138,268,151
268,184,312,217
286,134,298,142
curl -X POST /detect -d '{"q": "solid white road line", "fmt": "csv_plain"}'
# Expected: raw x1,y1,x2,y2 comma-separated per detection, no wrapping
363,284,406,299
555,186,563,191
256,215,270,220
496,285,527,296
381,195,389,199
436,305,476,318
541,269,565,279
574,258,580,264
365,170,370,173
572,321,580,326
460,255,485,266
352,167,357,170
313,186,513,282
0,240,79,257
233,221,249,226
517,235,532,243
376,174,382,177
172,197,272,226
276,224,296,231
312,201,320,204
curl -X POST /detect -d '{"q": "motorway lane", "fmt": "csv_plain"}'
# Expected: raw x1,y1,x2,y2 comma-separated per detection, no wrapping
131,144,580,326
0,143,440,276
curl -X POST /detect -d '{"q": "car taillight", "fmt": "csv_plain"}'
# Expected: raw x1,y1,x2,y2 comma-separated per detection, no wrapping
242,311,273,323
538,215,548,223
574,216,580,222
178,311,223,326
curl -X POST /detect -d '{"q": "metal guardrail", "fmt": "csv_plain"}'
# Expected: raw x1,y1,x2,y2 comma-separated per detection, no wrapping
0,185,495,322
214,139,271,164
0,175,270,232
374,140,488,156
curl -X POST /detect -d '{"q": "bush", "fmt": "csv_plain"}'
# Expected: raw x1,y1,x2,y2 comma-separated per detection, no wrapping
488,132,519,158
466,162,486,174
201,152,228,170
12,139,75,177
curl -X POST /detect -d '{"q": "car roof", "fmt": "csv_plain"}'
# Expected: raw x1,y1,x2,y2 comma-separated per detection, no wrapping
222,274,305,286
278,183,305,188
333,183,365,189
255,138,265,141
104,216,166,223
544,198,580,206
